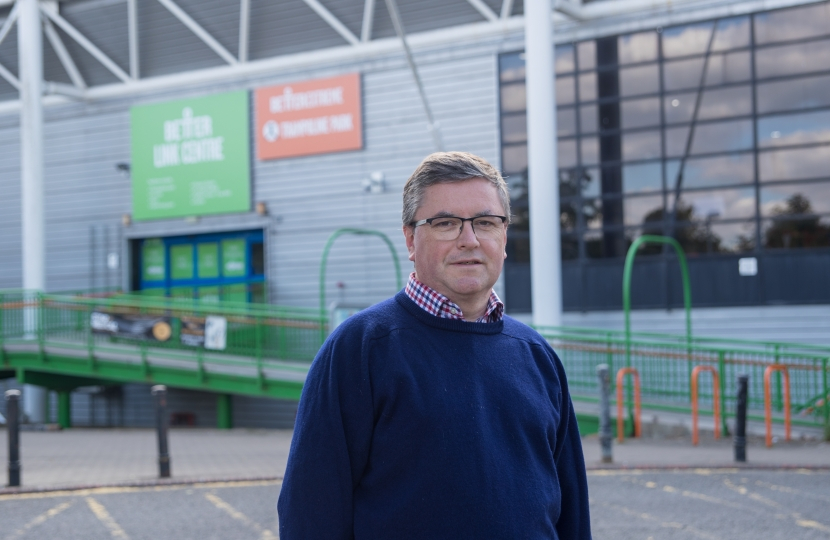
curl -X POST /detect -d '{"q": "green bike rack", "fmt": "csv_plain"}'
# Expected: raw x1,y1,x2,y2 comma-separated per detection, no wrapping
319,228,403,343
622,235,693,434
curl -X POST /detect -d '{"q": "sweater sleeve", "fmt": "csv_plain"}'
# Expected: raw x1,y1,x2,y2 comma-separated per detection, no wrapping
277,328,375,539
551,350,593,539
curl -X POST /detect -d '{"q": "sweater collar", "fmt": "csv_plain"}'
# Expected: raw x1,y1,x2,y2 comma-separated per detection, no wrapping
395,291,504,335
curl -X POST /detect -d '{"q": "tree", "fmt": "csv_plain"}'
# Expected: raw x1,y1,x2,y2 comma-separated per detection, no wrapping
765,193,830,249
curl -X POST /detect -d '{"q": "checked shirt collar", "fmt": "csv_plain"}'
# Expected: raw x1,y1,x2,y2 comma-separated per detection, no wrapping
404,272,504,323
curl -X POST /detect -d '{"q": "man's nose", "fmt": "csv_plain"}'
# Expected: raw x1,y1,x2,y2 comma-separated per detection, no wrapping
457,220,480,245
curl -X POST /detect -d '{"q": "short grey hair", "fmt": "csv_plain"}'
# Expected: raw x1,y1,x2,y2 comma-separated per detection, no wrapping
402,151,511,226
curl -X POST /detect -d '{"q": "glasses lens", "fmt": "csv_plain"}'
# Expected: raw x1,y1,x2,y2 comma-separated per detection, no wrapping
427,217,504,240
429,217,463,240
472,217,504,238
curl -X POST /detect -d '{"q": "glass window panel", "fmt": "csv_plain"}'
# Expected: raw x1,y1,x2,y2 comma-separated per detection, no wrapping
581,136,599,165
579,105,598,134
664,57,704,92
755,3,830,45
501,114,527,144
711,16,750,51
757,109,830,148
560,198,580,232
624,194,664,226
556,76,575,105
759,145,830,182
584,229,605,258
555,44,575,74
757,74,830,114
761,181,830,217
502,144,527,173
557,108,576,137
578,72,597,102
505,171,528,201
559,169,584,198
622,130,661,160
670,188,756,220
763,217,830,249
665,153,754,189
621,97,660,129
703,51,751,86
618,31,658,64
664,86,751,124
558,138,578,168
665,119,753,156
577,40,596,71
662,21,714,58
619,64,659,97
500,83,526,113
499,52,525,82
673,220,756,254
582,167,601,197
622,161,663,193
755,39,830,79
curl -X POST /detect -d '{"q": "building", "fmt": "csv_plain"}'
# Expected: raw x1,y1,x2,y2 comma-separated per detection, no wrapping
1,0,828,426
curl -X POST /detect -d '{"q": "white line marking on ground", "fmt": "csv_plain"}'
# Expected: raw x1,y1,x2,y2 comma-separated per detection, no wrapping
85,497,130,539
204,492,277,539
4,501,73,540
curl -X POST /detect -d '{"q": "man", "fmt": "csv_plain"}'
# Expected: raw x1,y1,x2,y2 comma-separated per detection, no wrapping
278,151,591,538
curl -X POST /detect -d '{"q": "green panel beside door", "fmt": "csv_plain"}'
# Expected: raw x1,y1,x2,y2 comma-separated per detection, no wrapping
170,244,194,280
222,239,246,278
142,239,166,282
197,242,219,278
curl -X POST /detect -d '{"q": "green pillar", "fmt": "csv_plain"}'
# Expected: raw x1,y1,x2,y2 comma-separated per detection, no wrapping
217,394,233,429
58,390,72,429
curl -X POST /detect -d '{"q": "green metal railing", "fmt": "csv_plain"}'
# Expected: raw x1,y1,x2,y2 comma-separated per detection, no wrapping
536,325,830,438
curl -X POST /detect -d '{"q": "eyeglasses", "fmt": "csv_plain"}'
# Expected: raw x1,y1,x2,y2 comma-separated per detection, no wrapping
409,215,507,241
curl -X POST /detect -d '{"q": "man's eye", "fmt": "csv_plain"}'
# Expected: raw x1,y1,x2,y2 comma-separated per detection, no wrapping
474,219,496,229
432,220,458,229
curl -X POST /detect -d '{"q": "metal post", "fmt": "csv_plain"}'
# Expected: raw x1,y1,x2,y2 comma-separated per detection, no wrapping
526,0,562,328
6,389,21,487
57,390,71,429
597,364,612,463
217,394,232,430
19,0,47,425
151,385,171,478
734,374,748,463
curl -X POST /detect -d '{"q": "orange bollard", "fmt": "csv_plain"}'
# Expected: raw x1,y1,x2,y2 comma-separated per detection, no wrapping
616,367,641,442
764,365,791,447
691,366,721,446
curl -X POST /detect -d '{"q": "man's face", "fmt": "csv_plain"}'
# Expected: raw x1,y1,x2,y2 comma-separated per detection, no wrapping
404,178,508,306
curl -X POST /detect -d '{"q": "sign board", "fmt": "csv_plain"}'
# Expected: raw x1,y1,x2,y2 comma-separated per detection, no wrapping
130,91,251,221
91,312,172,342
738,257,758,276
255,73,362,160
181,315,227,350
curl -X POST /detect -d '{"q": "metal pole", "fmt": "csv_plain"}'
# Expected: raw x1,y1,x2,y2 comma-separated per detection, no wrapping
19,0,47,425
597,364,612,463
6,389,21,487
526,0,561,328
151,385,171,478
734,374,748,463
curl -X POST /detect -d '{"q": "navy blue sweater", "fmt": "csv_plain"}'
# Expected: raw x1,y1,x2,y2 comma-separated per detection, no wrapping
278,291,591,539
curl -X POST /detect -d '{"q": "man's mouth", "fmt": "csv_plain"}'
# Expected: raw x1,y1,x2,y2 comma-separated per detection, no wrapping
453,260,482,265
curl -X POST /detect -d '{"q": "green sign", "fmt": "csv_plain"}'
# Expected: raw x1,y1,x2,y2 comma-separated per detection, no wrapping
130,91,251,221
170,245,194,280
197,242,219,279
142,239,166,282
222,239,246,277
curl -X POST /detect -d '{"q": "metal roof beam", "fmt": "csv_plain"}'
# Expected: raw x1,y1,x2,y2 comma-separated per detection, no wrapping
361,0,375,42
42,16,87,89
238,0,250,62
0,60,18,90
301,0,360,46
0,1,19,47
156,0,238,65
128,0,139,78
41,6,132,83
466,0,498,21
500,0,515,19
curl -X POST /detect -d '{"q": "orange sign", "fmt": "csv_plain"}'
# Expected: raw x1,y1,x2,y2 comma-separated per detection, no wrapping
255,73,363,160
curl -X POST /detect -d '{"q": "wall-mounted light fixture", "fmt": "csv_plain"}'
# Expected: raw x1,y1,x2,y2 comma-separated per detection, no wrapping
115,162,131,179
362,171,385,194
121,213,132,227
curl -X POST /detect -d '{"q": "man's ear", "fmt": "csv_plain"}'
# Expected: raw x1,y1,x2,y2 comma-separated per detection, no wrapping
403,225,416,262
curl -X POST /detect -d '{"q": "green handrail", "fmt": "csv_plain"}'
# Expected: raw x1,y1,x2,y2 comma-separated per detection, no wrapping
622,235,692,434
319,228,403,343
623,235,692,356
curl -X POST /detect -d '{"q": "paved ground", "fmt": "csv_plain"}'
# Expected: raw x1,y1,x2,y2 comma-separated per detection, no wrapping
1,471,829,539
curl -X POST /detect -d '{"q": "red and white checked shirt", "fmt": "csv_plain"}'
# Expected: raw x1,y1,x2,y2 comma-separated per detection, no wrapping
404,272,504,323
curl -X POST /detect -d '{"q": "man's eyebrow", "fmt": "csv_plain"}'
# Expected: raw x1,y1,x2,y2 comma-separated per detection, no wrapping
428,210,495,219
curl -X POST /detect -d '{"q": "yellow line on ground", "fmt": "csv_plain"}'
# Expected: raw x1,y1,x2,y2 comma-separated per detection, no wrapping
0,479,283,501
591,500,722,540
4,501,73,540
85,497,130,540
204,492,277,539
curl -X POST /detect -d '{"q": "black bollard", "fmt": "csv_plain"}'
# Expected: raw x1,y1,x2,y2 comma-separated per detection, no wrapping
734,375,748,463
151,385,171,478
597,364,613,463
5,389,21,487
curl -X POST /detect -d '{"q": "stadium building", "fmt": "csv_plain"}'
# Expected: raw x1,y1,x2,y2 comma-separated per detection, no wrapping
0,0,828,427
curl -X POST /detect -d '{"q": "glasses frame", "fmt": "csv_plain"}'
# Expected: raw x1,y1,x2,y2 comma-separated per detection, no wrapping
409,215,508,240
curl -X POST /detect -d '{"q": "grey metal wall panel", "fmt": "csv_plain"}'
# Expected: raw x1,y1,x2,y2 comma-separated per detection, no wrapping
0,123,21,288
0,19,18,102
371,0,489,40
59,0,130,86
